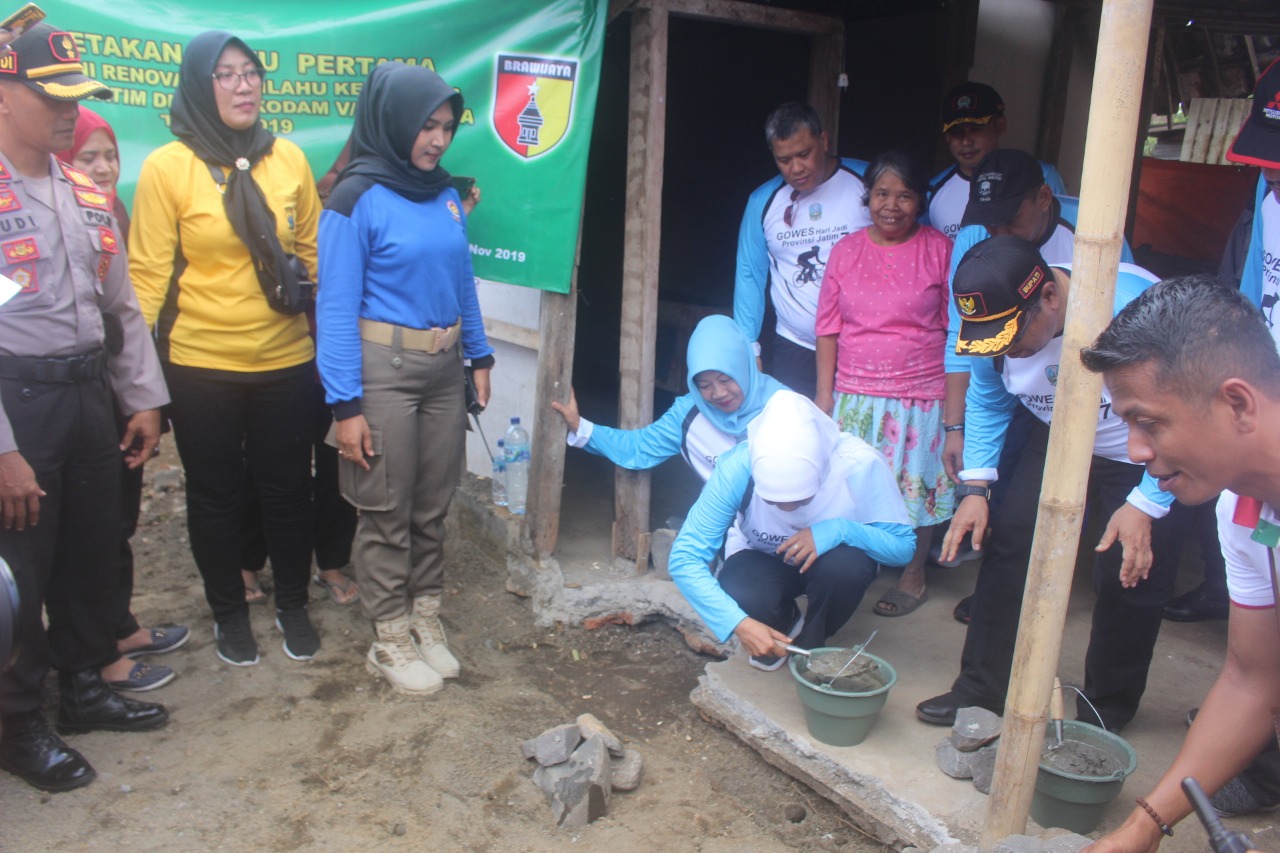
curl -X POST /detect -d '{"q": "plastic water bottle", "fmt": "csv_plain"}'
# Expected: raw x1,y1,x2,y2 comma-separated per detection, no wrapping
492,439,508,507
503,417,530,515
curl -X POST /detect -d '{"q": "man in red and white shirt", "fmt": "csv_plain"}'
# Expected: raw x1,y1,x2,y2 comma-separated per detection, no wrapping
1079,278,1280,853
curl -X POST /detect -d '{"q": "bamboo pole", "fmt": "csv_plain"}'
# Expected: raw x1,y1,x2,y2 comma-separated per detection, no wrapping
980,0,1155,846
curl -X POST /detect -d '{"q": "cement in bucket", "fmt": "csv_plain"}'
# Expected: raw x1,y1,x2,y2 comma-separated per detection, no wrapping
788,650,897,747
1030,720,1138,834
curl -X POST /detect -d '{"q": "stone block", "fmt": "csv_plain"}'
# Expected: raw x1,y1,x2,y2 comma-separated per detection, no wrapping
151,468,182,491
951,706,1002,752
610,748,643,791
528,723,581,767
576,712,624,756
970,743,999,794
649,528,676,580
1042,831,1092,853
935,737,975,779
995,834,1045,853
929,844,979,853
533,734,612,828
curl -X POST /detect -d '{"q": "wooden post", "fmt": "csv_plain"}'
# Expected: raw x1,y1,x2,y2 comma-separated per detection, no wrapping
1124,25,1161,245
980,0,1155,846
528,233,581,559
613,2,668,569
808,32,843,151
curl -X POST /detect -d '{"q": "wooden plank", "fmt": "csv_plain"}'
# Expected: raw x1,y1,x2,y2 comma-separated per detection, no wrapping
613,3,668,568
1179,98,1216,162
1206,98,1240,164
635,0,840,35
807,32,844,151
1219,99,1251,165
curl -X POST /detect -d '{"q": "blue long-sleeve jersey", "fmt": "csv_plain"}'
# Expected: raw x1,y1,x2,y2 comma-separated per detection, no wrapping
668,441,915,641
958,264,1173,518
317,182,492,418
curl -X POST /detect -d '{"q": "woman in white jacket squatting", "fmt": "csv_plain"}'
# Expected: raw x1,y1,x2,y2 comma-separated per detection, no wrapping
667,390,915,670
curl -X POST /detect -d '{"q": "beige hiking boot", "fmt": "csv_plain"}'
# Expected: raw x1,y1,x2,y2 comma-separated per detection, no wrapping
409,595,461,679
366,616,443,695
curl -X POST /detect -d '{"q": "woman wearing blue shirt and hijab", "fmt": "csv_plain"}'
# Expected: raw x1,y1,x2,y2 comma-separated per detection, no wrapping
668,391,914,670
550,315,786,482
317,62,493,697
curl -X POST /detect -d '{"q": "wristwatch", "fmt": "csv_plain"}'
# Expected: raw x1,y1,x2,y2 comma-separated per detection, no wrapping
955,484,992,500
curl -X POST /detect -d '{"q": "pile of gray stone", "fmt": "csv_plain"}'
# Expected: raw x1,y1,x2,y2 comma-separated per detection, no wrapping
522,713,644,828
935,706,1003,793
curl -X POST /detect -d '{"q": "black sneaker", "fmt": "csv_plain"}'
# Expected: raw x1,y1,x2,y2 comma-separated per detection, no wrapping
214,616,259,667
275,608,319,661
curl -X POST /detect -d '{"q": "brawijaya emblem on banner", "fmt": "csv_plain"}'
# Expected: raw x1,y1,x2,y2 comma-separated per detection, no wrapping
493,53,577,159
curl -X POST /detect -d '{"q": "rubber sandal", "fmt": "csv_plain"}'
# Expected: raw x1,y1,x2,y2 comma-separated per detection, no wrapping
313,572,360,606
244,583,268,605
873,588,928,617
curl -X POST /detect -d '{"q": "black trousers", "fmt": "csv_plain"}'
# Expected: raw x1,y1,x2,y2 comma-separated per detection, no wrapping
164,362,314,622
241,382,356,574
771,337,817,401
0,374,121,715
109,403,144,642
951,418,1181,730
717,544,876,650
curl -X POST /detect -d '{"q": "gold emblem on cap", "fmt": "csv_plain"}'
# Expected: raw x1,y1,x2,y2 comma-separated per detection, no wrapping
956,316,1019,355
958,295,976,316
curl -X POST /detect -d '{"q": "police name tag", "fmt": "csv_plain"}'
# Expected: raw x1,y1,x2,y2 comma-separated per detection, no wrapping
0,271,22,305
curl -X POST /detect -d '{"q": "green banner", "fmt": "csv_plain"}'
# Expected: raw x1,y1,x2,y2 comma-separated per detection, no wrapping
41,0,606,293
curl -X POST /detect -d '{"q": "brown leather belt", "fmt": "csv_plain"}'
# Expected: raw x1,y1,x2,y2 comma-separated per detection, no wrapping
359,318,460,355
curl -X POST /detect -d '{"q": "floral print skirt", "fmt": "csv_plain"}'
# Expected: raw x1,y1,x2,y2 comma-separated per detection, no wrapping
833,392,955,528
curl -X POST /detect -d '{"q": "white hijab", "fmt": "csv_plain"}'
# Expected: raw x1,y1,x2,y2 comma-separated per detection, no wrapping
748,390,844,503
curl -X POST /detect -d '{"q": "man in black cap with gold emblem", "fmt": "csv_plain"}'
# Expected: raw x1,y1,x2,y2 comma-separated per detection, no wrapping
0,21,171,792
916,235,1183,733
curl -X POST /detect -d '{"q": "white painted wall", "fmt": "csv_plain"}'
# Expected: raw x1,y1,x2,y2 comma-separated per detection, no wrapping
970,0,1062,180
467,279,543,481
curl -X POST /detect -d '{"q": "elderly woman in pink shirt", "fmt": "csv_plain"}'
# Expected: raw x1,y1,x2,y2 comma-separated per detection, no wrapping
815,150,954,617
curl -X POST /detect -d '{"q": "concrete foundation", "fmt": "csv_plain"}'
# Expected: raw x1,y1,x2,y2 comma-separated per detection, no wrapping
450,474,1280,852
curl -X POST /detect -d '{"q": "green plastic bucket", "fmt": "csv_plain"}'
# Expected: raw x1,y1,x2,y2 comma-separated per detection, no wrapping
1030,720,1138,834
788,650,897,747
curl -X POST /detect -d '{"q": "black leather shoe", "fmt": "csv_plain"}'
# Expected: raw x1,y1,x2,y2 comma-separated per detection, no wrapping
56,669,169,734
953,595,973,625
916,690,999,726
1163,583,1229,622
0,711,95,791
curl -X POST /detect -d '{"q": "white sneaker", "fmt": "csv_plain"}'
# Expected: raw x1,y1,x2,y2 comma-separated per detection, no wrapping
367,617,443,695
410,596,461,679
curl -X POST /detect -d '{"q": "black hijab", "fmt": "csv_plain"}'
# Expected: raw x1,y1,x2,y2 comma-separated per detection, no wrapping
328,62,463,211
170,31,305,313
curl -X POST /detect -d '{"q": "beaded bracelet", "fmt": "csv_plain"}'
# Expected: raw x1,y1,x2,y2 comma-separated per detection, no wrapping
1135,796,1174,837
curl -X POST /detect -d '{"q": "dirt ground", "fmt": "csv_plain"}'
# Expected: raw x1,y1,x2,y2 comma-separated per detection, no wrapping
0,455,884,853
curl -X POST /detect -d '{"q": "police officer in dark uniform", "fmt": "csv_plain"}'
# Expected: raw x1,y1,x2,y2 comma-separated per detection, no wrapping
0,22,171,792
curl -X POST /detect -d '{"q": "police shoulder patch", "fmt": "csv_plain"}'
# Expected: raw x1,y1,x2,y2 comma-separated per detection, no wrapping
60,163,96,189
1,236,38,264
